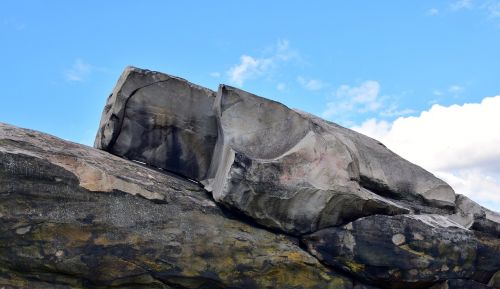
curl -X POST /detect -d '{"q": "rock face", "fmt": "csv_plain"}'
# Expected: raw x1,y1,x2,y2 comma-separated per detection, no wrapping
204,85,454,235
95,67,218,181
303,214,499,287
0,123,352,289
1,66,499,289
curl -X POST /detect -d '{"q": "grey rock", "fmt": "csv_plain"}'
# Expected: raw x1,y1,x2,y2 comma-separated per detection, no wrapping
0,122,353,289
87,67,499,288
303,214,499,286
95,66,218,180
450,194,500,237
204,85,454,234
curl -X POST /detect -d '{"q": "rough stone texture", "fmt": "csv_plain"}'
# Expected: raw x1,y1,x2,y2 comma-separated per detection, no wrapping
0,123,353,289
303,214,500,288
94,67,218,181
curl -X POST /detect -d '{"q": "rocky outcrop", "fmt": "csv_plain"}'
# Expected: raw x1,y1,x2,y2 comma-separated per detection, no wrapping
0,123,353,289
1,66,499,288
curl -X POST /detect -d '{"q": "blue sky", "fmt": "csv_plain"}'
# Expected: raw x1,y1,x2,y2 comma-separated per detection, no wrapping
1,0,500,211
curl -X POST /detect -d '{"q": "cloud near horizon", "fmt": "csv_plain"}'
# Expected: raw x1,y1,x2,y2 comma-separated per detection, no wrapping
351,95,500,211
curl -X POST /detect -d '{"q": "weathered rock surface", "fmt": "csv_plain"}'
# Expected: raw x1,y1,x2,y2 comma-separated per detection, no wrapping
95,67,218,181
303,214,500,287
0,123,353,289
2,66,499,288
204,85,456,235
450,194,500,237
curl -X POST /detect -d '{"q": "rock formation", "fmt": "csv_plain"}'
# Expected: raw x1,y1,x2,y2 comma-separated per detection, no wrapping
1,66,499,288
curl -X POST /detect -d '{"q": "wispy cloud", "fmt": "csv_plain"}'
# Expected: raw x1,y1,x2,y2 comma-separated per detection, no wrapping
426,8,440,16
227,55,273,86
322,80,383,118
210,72,221,78
297,76,327,91
448,84,465,94
3,17,26,31
483,1,500,17
227,39,298,86
276,83,286,91
380,105,415,117
451,0,473,10
64,59,92,82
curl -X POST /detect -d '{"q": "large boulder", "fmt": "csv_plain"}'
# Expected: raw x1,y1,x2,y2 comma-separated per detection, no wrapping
0,122,353,289
95,69,457,235
94,67,218,181
204,85,454,234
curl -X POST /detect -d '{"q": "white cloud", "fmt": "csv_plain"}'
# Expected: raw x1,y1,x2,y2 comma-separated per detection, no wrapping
297,76,326,91
352,95,500,211
210,72,221,78
426,8,440,16
227,39,298,86
277,82,286,91
227,55,273,86
322,80,383,118
451,0,473,10
64,59,92,82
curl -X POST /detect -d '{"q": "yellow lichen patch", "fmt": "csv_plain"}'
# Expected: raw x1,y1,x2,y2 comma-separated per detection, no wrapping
93,233,141,246
31,223,92,246
285,251,308,263
343,260,365,272
399,244,432,259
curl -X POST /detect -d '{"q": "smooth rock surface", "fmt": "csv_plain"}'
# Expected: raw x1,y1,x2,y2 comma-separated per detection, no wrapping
303,214,500,288
204,85,454,234
95,67,218,180
0,122,353,289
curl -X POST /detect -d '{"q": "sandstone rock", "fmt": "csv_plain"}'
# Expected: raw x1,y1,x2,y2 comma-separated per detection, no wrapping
7,66,497,289
95,68,459,236
95,67,218,181
0,122,353,289
204,85,455,234
302,214,499,287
